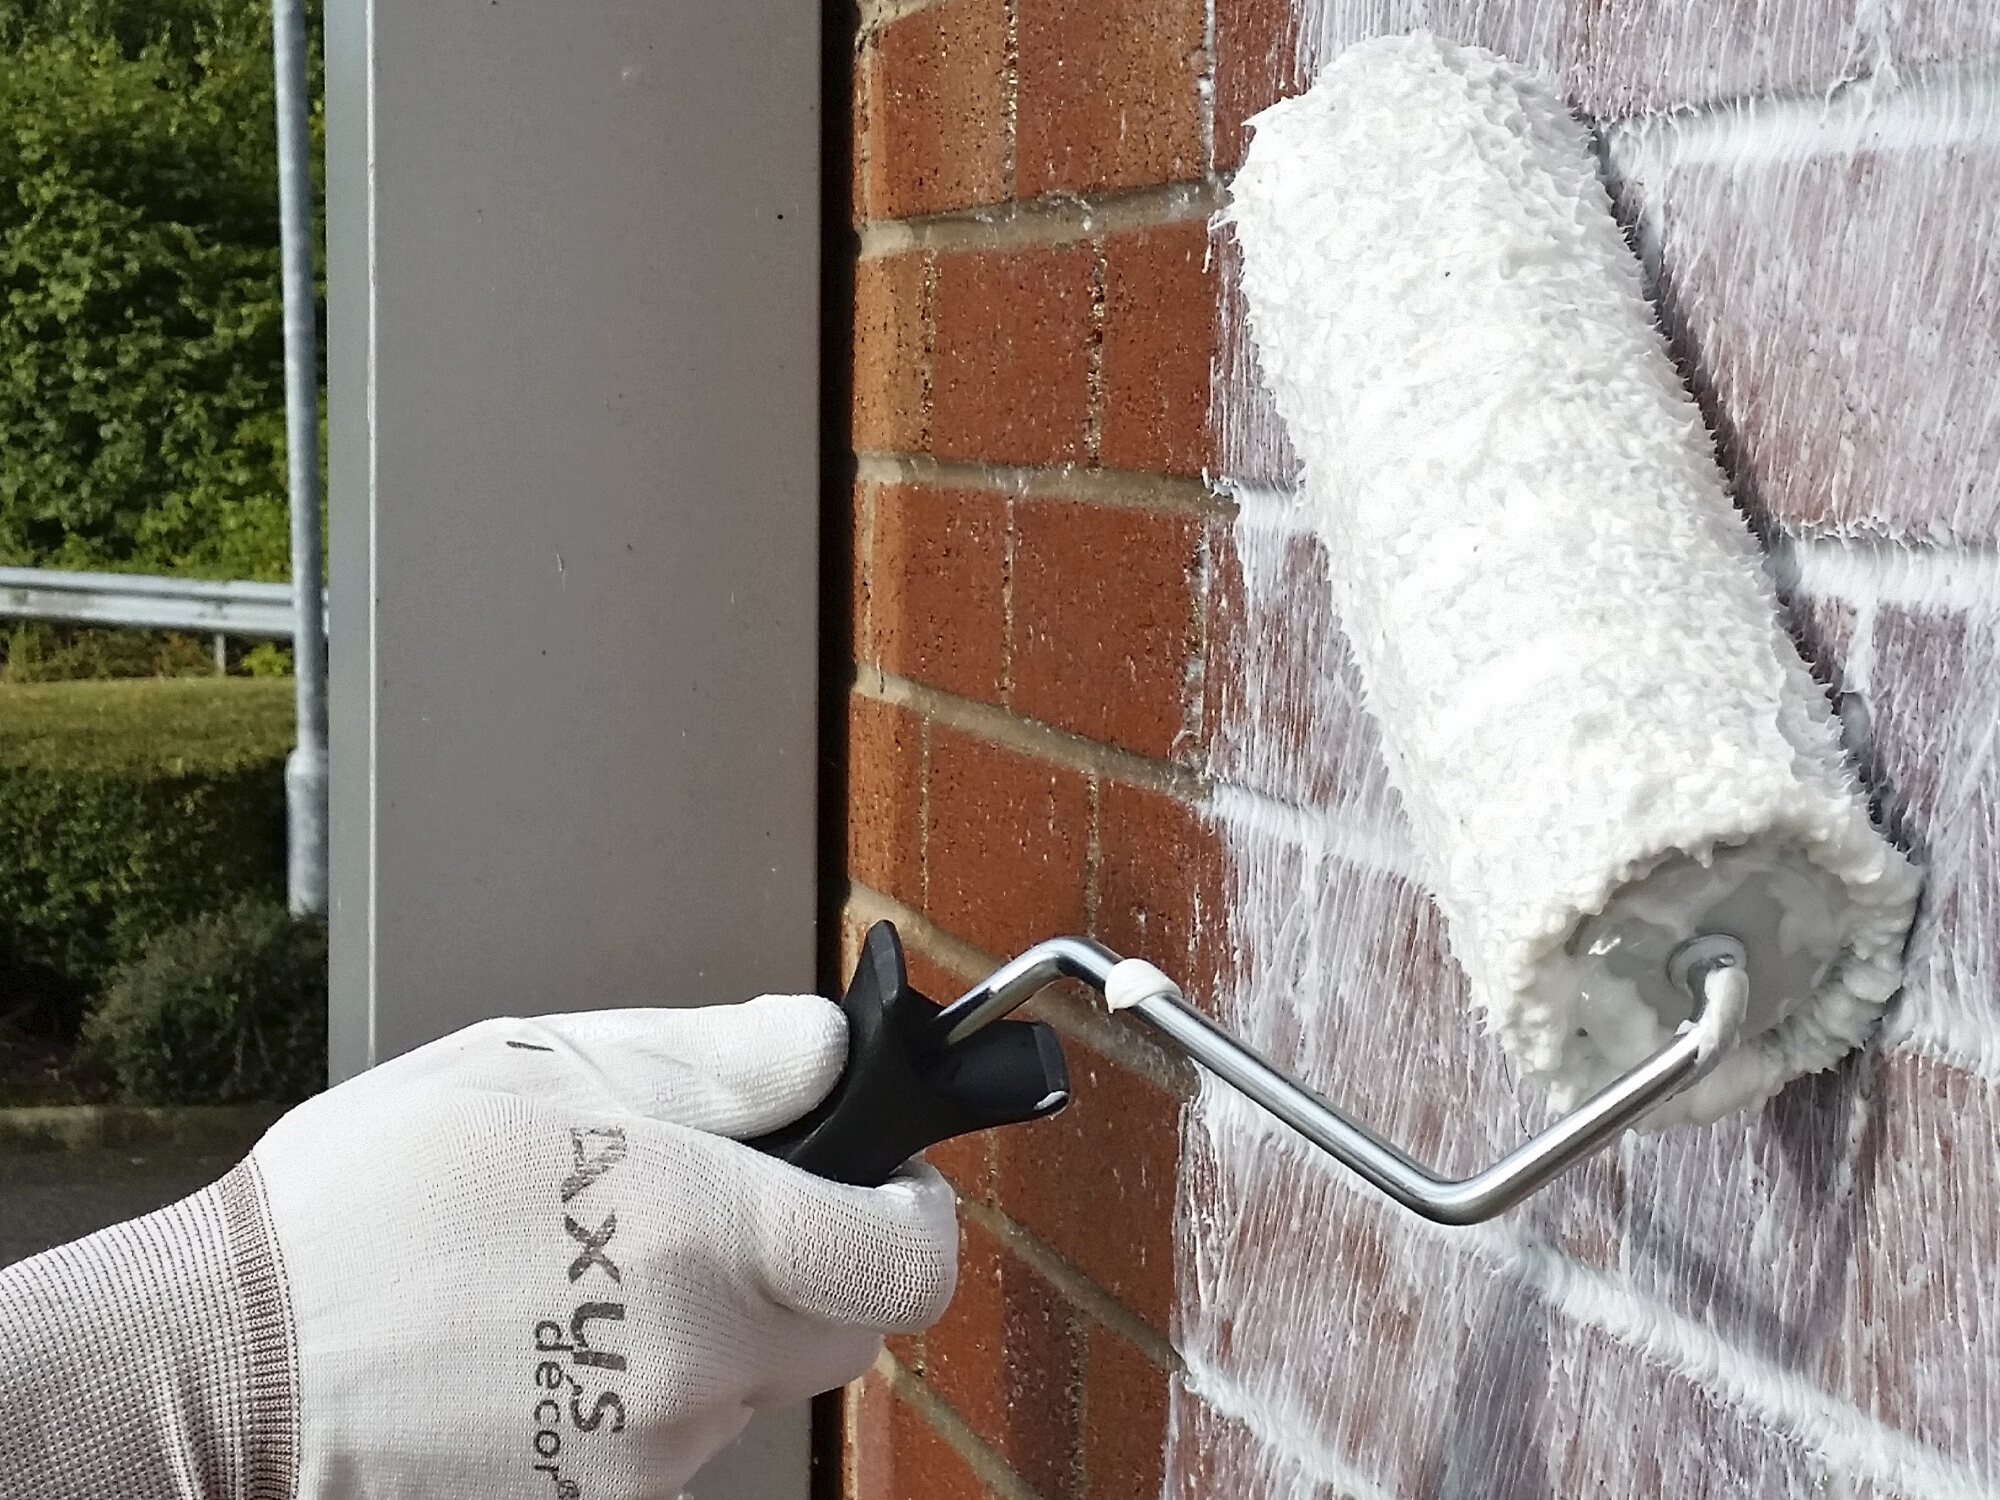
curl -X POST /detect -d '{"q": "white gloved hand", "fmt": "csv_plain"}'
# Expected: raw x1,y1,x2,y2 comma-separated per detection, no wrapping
0,995,958,1500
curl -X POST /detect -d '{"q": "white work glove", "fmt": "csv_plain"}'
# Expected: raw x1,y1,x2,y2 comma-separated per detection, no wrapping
0,995,958,1500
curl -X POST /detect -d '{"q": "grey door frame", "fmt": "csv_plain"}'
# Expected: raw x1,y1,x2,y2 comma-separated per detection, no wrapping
323,0,824,1492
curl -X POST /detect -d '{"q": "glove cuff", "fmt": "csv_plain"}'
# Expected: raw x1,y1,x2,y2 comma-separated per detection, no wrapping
218,1160,303,1499
0,1160,300,1500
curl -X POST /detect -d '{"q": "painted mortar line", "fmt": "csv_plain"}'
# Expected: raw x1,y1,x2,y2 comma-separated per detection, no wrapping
853,451,1227,516
855,0,946,39
1065,1315,1093,1500
844,883,993,987
854,478,878,660
880,1350,1051,1500
1599,54,2000,179
859,180,1221,259
1206,783,1423,888
843,882,1196,1092
1216,478,1302,524
853,663,1210,801
957,1198,1186,1376
1768,533,2000,616
1220,484,1997,619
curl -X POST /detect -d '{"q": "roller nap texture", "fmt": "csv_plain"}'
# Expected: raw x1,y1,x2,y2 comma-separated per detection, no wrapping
1224,33,1921,1125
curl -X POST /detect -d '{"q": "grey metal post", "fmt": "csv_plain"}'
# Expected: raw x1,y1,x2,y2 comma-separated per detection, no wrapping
273,0,328,917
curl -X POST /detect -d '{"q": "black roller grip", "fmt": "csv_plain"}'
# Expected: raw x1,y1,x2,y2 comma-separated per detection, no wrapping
748,921,1070,1188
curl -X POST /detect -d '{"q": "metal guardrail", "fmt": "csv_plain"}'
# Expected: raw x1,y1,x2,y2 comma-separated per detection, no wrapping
0,567,317,639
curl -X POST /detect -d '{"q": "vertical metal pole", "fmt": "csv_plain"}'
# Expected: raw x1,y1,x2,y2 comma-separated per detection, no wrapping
213,631,228,674
274,0,328,917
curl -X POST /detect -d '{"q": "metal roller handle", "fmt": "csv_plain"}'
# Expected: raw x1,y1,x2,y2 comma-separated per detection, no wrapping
927,934,1749,1225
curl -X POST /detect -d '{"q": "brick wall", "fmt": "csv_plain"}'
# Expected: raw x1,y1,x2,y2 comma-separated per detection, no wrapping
835,1,2000,1496
839,0,1219,1492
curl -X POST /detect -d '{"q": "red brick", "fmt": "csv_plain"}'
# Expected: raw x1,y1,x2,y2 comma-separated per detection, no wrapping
1083,1325,1169,1500
1100,222,1217,478
925,1219,1080,1497
1189,813,1511,1178
1785,594,1858,696
1162,1391,1270,1500
1010,500,1200,759
1839,1050,2000,1459
863,0,1009,221
995,1041,1182,1331
1238,9,1581,123
854,255,929,453
1863,604,2000,1070
848,1372,993,1500
1200,515,1391,812
847,480,869,662
1096,781,1221,989
931,246,1094,466
1209,225,1298,488
1609,1040,1993,1467
847,693,924,907
868,484,1007,702
1867,603,1978,839
925,728,1091,960
1170,1110,1468,1498
925,1126,997,1203
851,49,871,228
846,1368,895,1500
1607,1048,1870,1367
1016,0,1207,197
1626,142,2000,544
1212,0,1302,173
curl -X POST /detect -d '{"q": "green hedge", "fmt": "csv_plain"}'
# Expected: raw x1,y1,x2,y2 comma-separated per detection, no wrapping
0,0,324,579
0,676,293,1026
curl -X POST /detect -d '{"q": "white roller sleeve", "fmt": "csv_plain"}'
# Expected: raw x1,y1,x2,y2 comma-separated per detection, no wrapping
1224,33,1920,1125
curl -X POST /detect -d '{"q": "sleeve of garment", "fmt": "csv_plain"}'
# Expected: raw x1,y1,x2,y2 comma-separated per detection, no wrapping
0,1160,299,1500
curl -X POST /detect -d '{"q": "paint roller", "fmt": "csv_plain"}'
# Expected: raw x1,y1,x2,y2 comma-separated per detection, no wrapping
757,34,1920,1218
